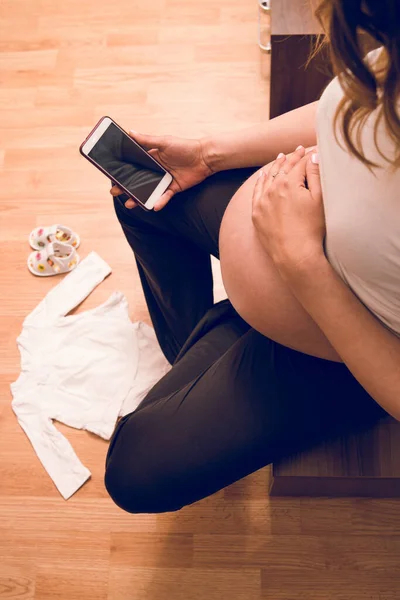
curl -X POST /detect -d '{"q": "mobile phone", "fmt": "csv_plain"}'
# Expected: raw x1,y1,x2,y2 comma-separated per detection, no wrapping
80,116,173,210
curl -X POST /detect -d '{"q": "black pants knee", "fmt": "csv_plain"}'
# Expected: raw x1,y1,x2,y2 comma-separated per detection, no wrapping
105,169,385,514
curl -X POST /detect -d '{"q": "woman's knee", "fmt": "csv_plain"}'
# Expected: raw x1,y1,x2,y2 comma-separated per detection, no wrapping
104,417,190,514
105,464,181,514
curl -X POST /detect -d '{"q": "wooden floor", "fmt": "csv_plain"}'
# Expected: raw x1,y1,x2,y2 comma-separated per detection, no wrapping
1,0,400,598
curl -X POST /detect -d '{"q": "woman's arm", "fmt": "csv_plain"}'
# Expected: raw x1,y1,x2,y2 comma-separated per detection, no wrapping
251,150,400,421
286,255,400,421
202,101,318,172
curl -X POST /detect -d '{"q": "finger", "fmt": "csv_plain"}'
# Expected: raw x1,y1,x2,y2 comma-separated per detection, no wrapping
255,168,267,185
282,145,306,173
306,151,322,203
254,168,267,186
286,153,309,188
128,130,167,151
125,198,138,209
154,188,175,211
265,153,287,185
110,185,123,196
305,146,317,155
252,169,266,209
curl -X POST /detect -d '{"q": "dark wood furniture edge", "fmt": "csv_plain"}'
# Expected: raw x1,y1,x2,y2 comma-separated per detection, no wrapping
269,474,400,498
269,34,332,119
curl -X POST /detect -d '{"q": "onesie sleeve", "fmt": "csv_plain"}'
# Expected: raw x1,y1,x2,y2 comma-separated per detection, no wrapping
25,252,112,325
12,399,91,500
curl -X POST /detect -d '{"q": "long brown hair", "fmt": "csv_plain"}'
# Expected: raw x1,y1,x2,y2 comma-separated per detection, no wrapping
314,0,400,168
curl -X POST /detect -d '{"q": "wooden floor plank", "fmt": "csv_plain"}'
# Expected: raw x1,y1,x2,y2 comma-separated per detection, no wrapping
1,1,400,599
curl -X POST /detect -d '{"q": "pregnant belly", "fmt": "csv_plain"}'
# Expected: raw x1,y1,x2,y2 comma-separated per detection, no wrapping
219,169,342,362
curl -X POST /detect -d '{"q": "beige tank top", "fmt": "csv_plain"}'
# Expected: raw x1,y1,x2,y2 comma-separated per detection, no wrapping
318,49,400,336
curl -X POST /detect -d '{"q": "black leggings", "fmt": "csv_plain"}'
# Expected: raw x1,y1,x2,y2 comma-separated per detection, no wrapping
105,168,385,514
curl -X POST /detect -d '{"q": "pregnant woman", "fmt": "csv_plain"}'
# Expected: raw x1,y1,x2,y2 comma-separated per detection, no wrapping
105,0,400,514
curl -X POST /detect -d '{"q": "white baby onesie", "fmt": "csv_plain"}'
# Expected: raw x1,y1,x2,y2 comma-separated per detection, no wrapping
11,252,170,500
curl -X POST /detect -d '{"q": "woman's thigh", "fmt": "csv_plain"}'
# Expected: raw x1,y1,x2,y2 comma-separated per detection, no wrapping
113,167,257,362
114,167,258,258
105,325,385,514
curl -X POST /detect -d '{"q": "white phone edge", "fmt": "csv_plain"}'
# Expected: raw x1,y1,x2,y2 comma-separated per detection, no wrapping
81,116,172,211
145,171,173,209
81,116,112,155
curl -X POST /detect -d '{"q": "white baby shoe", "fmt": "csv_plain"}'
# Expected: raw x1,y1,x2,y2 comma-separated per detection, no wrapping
29,224,80,251
27,242,80,277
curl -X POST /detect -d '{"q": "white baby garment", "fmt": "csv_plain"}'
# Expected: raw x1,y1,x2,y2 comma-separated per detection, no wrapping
11,252,170,500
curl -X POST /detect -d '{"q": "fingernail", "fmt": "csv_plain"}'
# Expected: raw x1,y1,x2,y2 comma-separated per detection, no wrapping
296,145,304,151
258,170,265,178
311,152,320,165
129,130,137,135
277,152,285,159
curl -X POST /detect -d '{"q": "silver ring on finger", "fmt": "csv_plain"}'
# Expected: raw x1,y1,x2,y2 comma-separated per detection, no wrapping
272,170,287,179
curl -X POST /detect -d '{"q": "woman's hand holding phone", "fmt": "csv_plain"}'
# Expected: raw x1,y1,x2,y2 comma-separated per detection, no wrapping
110,132,214,211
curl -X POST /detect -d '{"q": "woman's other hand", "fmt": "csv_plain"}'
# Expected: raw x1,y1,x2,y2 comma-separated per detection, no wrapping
110,132,214,211
251,146,326,280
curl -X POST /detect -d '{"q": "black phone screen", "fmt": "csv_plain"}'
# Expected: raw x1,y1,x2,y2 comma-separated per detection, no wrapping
88,122,166,204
